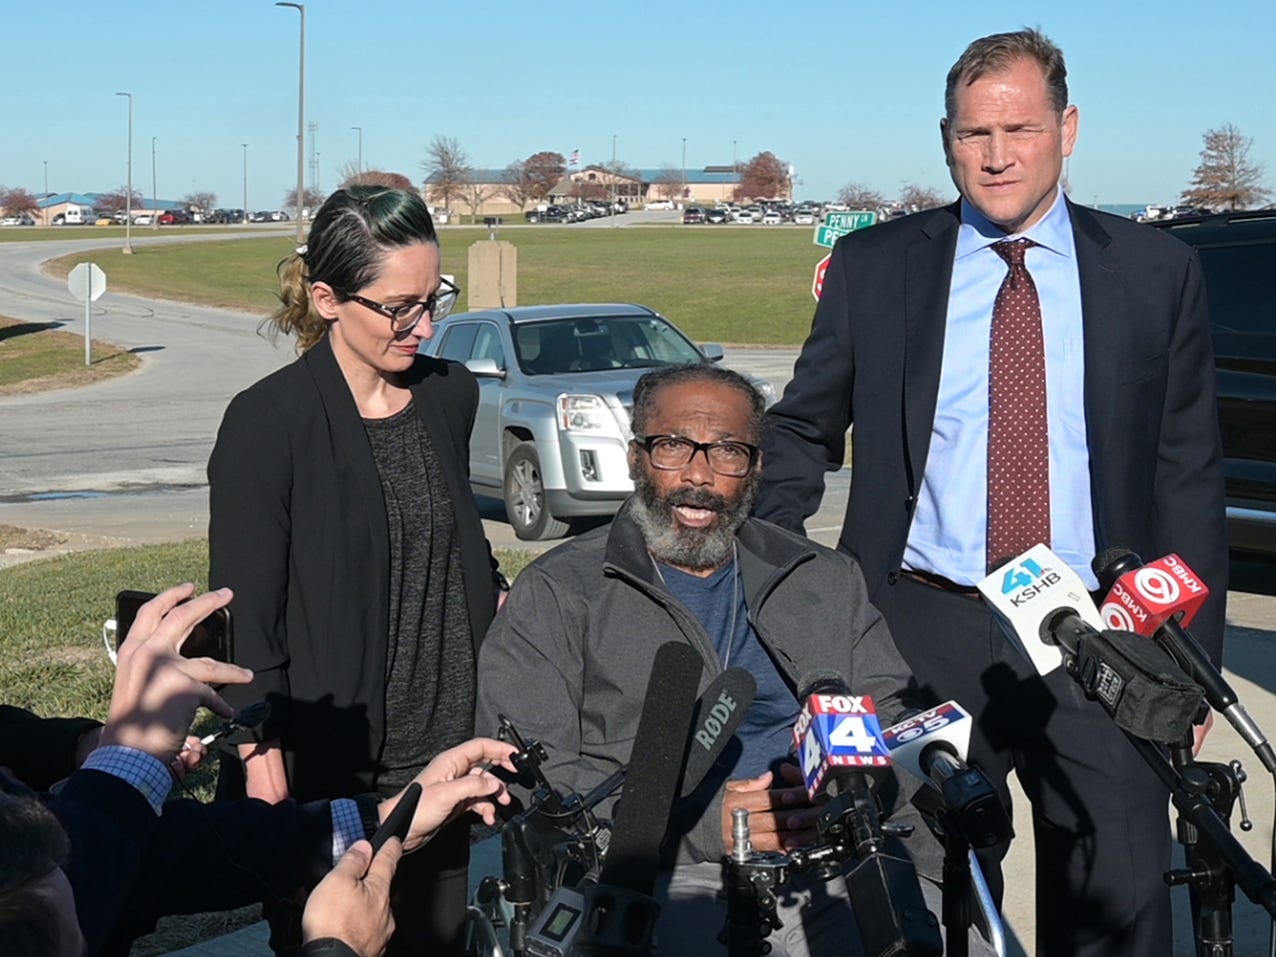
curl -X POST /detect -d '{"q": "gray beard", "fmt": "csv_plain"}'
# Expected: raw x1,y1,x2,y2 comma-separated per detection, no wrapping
629,468,760,572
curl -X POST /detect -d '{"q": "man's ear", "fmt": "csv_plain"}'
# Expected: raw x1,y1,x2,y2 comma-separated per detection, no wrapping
627,442,642,482
310,281,340,320
939,117,953,167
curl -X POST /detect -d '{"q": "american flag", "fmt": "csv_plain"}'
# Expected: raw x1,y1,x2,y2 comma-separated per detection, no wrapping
569,148,580,167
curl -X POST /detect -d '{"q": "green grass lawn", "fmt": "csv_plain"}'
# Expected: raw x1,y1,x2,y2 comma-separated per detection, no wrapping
48,226,825,345
0,225,244,243
0,316,140,392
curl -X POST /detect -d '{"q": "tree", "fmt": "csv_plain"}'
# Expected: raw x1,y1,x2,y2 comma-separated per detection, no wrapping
282,186,326,212
836,182,886,211
653,165,684,202
94,186,144,214
421,135,470,212
339,167,416,191
734,151,790,202
0,187,39,218
524,151,566,202
500,159,535,210
180,191,216,214
1181,123,1271,211
462,175,497,220
899,182,948,211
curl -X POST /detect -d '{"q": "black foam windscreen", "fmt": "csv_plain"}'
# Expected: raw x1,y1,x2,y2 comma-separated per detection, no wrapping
679,667,756,798
598,641,703,894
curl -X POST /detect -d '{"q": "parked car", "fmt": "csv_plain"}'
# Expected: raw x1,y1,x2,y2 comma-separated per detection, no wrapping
682,206,706,224
0,216,34,226
705,208,728,224
794,211,816,225
762,210,783,225
133,214,154,226
419,303,775,540
645,199,675,210
158,210,191,225
1151,210,1276,556
735,210,755,225
94,215,115,226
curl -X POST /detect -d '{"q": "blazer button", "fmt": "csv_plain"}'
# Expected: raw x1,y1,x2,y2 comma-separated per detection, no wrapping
887,572,899,585
905,495,916,510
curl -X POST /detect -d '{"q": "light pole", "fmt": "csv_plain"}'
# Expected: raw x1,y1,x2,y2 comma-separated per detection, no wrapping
681,137,686,207
151,136,158,229
115,92,133,254
351,126,362,173
242,143,249,224
42,160,48,225
277,2,306,240
610,133,617,227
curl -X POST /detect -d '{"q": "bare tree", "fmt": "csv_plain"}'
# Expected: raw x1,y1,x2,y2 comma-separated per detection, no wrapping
500,159,534,210
654,165,684,202
462,175,498,221
899,182,948,211
93,186,144,214
337,164,416,191
282,186,326,211
0,187,40,218
734,151,790,202
180,191,217,214
1181,123,1271,211
421,135,471,212
836,182,886,210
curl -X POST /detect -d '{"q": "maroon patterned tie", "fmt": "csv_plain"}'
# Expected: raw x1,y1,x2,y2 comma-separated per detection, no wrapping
987,238,1050,571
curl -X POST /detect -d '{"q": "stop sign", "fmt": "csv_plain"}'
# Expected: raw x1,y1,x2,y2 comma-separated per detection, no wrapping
812,253,831,301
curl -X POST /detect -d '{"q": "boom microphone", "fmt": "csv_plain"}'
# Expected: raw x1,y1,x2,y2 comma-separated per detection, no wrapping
882,702,1011,849
793,671,892,801
1095,548,1276,774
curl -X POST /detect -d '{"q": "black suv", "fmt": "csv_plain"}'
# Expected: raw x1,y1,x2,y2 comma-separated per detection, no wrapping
1152,210,1276,557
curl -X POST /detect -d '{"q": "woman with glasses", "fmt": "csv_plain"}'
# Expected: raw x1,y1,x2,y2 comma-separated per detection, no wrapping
207,185,503,956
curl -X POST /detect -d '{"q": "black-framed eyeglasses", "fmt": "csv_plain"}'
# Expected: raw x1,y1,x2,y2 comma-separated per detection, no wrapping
633,434,759,477
342,277,460,333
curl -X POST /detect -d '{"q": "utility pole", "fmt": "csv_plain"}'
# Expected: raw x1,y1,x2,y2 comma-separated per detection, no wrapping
115,92,133,254
277,2,306,239
242,143,249,224
351,126,363,173
151,136,158,228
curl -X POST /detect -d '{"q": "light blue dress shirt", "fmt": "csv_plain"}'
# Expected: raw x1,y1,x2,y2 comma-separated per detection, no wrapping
902,188,1098,589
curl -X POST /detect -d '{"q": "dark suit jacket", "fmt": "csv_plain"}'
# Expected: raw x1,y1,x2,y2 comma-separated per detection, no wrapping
209,335,498,799
756,200,1228,661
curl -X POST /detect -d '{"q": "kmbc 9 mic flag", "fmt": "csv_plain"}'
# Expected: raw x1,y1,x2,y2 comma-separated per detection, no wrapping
793,672,892,802
978,543,1105,676
1095,548,1276,774
881,702,1011,849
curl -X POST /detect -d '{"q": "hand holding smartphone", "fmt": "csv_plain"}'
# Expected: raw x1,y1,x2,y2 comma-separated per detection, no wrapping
114,589,234,663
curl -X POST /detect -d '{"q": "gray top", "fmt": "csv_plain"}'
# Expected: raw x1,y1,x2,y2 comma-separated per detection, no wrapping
363,400,474,790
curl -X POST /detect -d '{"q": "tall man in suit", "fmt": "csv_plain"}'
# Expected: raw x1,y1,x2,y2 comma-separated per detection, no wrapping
756,28,1226,957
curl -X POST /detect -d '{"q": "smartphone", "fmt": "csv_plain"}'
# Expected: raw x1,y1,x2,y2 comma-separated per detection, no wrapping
370,782,421,852
114,589,234,663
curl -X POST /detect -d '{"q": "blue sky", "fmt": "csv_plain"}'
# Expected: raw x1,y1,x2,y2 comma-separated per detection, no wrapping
4,1,1272,210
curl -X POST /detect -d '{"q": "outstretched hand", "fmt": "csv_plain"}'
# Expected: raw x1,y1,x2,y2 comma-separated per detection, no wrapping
301,839,400,957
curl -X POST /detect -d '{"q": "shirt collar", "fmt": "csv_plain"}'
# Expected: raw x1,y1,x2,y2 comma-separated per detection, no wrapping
955,185,1073,260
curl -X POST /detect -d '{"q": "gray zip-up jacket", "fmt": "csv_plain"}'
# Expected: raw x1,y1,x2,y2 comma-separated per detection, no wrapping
476,502,939,874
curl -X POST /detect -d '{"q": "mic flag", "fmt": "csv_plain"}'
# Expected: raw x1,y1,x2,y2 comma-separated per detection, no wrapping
793,672,891,802
598,641,703,895
1095,550,1210,635
880,701,973,782
978,543,1104,676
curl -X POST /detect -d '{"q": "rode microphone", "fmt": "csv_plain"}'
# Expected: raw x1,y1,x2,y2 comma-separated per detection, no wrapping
1095,548,1276,774
882,702,1011,849
793,671,891,801
679,667,756,798
977,544,1105,676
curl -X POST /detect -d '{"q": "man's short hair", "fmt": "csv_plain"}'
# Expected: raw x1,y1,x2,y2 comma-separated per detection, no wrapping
0,793,72,957
945,27,1068,120
630,364,766,443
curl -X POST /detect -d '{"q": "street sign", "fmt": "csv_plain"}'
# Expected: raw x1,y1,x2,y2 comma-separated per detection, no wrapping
813,210,878,248
67,262,107,303
67,263,107,367
812,253,831,302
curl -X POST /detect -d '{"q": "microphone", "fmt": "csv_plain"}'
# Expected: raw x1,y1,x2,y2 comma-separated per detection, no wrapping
793,671,891,801
882,702,1011,849
680,667,757,798
1095,548,1276,774
1040,609,1203,743
977,544,1105,676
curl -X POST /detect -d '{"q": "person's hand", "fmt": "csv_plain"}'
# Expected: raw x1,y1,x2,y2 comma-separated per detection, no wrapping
98,585,253,766
172,735,207,780
381,737,518,852
721,764,822,853
301,839,400,957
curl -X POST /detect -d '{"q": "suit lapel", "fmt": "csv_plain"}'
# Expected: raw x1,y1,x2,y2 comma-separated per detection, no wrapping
903,206,961,493
1069,201,1123,527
